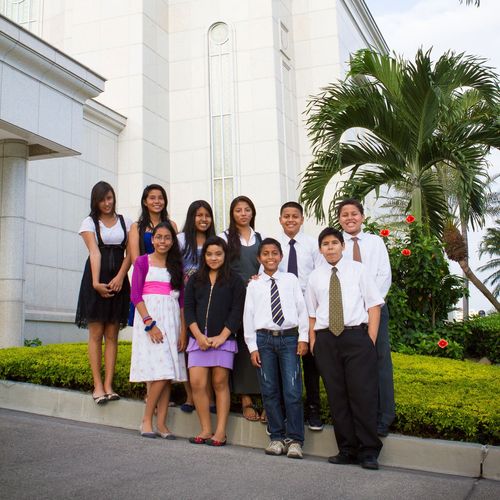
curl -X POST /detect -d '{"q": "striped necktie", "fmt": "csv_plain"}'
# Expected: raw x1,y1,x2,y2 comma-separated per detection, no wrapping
329,267,344,335
270,277,285,327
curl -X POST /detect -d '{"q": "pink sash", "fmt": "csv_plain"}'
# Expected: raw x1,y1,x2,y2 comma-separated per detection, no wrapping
143,281,173,295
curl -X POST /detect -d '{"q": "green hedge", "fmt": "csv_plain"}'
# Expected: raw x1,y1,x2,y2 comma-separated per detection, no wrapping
464,314,500,364
0,343,499,444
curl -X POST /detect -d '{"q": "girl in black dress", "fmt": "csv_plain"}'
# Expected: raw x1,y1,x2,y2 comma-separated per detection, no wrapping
76,181,132,404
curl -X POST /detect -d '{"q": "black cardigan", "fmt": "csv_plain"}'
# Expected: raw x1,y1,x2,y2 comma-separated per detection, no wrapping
184,272,245,339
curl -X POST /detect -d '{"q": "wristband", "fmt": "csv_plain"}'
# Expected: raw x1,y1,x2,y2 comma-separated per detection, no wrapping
144,320,156,332
142,315,152,324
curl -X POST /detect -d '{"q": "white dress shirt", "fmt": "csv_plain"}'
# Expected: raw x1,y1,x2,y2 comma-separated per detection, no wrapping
305,257,384,330
244,271,309,353
277,231,325,294
342,230,391,298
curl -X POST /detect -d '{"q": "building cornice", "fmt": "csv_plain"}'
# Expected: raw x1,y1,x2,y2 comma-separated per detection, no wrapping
0,14,105,103
340,0,389,53
84,100,127,135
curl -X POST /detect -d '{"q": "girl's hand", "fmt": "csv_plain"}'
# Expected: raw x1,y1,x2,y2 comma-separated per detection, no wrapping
196,335,212,351
94,283,113,298
210,334,228,349
108,275,124,293
178,332,187,352
148,325,164,344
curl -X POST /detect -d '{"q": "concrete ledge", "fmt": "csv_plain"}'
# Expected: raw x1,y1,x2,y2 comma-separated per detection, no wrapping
1,380,497,480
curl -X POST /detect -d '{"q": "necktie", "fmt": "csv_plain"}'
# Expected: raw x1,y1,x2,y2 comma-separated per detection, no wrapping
270,277,285,326
352,236,362,263
287,239,298,277
329,267,344,336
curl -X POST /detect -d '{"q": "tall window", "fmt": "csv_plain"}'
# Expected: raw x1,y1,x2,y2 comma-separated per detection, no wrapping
208,22,236,232
1,0,42,34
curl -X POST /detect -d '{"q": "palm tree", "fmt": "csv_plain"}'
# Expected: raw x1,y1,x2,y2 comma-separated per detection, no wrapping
478,220,500,298
299,48,500,311
460,1,480,5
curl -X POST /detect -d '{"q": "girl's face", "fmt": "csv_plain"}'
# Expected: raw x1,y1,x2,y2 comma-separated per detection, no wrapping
152,227,173,254
205,244,225,271
194,207,212,233
144,189,165,214
98,191,114,216
232,201,253,228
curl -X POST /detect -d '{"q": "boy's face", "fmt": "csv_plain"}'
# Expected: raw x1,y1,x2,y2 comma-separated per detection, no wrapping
338,204,364,235
320,235,344,265
258,244,283,273
279,207,304,238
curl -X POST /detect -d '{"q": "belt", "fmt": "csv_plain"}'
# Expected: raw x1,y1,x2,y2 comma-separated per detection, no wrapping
257,327,299,337
316,324,368,334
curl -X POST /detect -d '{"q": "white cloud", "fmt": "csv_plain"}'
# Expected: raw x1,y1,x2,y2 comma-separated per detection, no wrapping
375,0,500,71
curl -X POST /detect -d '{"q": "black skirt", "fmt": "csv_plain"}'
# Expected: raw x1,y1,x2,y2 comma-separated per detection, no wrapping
75,216,130,329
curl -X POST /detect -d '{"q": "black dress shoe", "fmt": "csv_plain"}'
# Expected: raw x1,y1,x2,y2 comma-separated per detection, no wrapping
328,453,359,465
360,456,379,470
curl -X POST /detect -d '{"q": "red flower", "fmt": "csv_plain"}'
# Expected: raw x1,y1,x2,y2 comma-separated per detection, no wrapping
406,215,416,223
438,339,448,349
380,229,390,237
401,248,411,256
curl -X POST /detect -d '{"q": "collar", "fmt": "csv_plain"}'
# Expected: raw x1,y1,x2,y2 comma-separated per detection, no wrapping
261,270,282,282
282,230,305,244
325,256,345,271
343,230,365,241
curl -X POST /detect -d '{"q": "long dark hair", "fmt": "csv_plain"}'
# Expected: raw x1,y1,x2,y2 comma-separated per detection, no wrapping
137,184,170,254
152,221,183,291
227,196,256,260
195,236,232,286
89,181,116,222
181,200,216,266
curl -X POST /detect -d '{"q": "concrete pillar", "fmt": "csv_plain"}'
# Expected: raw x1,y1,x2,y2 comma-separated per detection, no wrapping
0,140,28,347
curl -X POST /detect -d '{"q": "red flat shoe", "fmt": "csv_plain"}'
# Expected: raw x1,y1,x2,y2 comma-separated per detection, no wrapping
189,436,211,444
205,437,227,447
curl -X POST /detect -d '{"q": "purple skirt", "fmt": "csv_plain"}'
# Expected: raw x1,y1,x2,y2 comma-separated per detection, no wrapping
186,337,238,370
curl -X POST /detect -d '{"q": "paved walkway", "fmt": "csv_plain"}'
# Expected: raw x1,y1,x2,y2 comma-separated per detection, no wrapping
0,409,498,500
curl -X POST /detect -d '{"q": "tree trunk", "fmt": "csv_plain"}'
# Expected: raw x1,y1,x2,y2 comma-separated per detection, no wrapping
458,259,500,311
460,218,469,319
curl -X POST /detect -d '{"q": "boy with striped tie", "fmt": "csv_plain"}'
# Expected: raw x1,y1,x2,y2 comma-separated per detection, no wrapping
244,238,309,459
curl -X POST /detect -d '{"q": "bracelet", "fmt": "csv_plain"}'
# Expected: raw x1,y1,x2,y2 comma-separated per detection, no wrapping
144,320,156,332
142,315,152,324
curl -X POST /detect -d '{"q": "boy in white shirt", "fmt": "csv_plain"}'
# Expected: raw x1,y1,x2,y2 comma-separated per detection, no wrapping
244,238,309,459
337,199,395,437
305,228,383,469
278,202,325,431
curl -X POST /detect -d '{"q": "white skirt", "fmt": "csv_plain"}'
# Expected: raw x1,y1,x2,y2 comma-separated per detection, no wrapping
130,293,187,383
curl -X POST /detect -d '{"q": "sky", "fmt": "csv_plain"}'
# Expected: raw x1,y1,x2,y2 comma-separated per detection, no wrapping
364,0,500,313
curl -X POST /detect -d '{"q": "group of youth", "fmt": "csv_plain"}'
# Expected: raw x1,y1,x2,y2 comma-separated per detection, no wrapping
76,181,395,470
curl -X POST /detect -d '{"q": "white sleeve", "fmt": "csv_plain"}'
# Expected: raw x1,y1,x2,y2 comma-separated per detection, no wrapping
375,237,392,298
305,275,318,318
78,216,95,234
123,216,133,233
177,232,186,251
218,231,228,243
360,268,384,310
295,277,309,343
243,283,258,353
313,247,325,268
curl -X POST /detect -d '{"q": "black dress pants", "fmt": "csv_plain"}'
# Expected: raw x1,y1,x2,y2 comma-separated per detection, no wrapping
302,350,321,410
314,328,382,458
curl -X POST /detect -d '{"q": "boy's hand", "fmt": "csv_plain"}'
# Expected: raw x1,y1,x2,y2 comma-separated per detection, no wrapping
297,341,308,356
309,332,316,356
250,350,261,368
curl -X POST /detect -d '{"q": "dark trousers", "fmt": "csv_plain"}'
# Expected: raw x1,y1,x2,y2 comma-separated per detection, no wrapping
302,351,321,410
314,328,382,458
376,304,395,428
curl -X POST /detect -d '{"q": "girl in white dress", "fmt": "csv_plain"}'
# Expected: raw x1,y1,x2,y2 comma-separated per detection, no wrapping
130,222,187,438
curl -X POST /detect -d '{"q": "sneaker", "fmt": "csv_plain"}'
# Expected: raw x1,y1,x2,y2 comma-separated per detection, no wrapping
307,406,324,431
286,441,303,460
265,440,285,456
265,424,271,436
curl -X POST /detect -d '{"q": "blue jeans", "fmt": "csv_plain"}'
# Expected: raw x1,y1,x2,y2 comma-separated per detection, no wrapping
256,332,304,444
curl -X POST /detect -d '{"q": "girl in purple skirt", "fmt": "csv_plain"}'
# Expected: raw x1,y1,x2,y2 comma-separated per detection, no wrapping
184,236,245,446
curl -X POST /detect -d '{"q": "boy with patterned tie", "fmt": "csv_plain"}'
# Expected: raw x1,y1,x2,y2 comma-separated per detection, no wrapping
305,228,384,469
244,238,309,459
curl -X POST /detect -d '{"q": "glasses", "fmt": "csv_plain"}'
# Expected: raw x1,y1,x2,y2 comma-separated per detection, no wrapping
154,235,172,242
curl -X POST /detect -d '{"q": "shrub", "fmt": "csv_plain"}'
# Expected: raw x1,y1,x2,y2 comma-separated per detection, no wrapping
464,313,500,363
0,344,498,444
